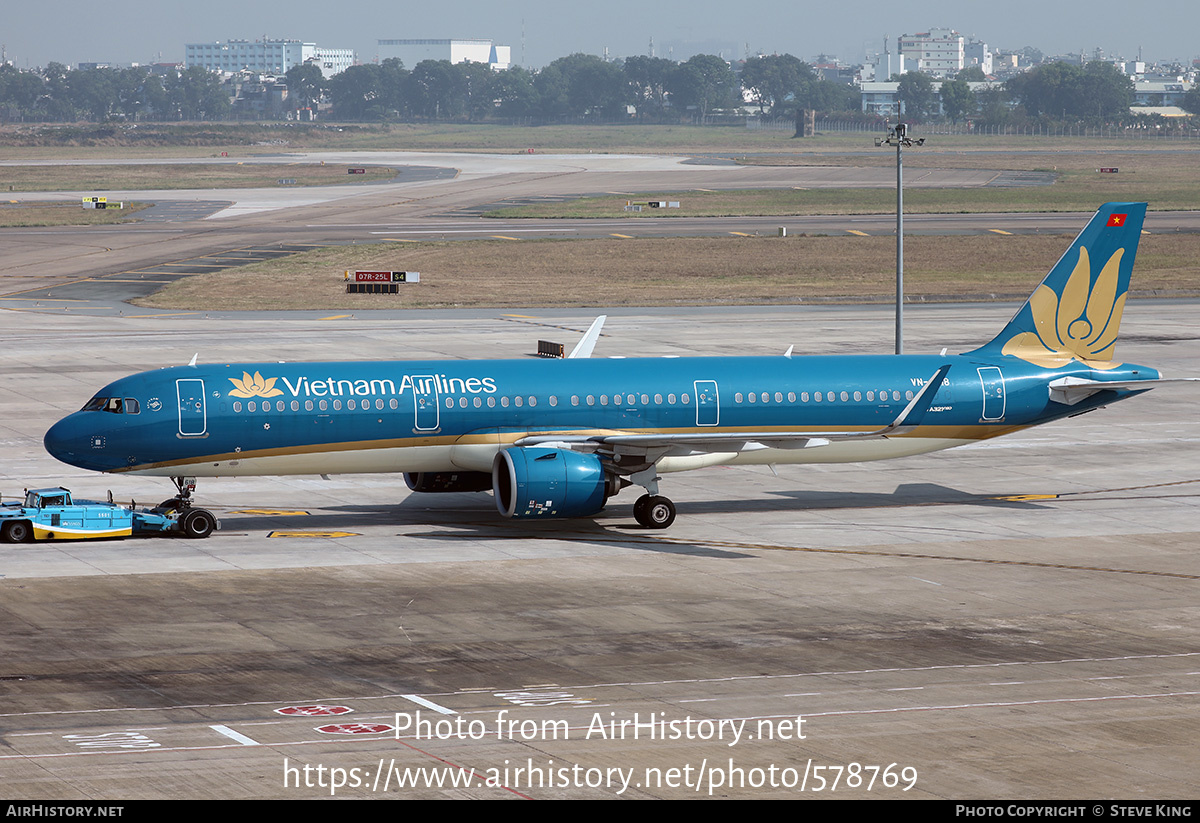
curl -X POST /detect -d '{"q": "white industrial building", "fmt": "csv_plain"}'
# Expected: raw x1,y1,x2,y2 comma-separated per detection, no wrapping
185,39,354,78
898,28,965,78
860,80,1006,116
376,39,511,70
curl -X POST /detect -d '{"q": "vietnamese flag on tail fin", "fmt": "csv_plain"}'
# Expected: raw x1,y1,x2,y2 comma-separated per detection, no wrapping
1107,213,1127,226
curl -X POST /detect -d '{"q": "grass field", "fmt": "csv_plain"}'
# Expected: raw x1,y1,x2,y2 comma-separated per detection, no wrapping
0,163,397,192
0,200,150,226
2,121,1195,158
134,232,1200,312
485,148,1200,217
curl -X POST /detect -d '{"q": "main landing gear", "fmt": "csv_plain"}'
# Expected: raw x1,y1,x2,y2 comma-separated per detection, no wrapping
633,494,676,529
620,464,677,529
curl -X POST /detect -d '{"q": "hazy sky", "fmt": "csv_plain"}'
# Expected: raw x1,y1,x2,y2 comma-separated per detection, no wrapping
8,1,1198,69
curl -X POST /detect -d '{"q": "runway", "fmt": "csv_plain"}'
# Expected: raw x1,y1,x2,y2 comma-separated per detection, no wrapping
1,303,1197,799
0,150,1198,799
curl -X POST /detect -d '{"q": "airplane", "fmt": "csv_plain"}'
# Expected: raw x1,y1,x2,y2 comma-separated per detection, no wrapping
42,202,1190,530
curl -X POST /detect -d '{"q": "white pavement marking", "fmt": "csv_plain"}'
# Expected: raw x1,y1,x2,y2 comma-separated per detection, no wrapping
210,724,260,746
400,694,457,714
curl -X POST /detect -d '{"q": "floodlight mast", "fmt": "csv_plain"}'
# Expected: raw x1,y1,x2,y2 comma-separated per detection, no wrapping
875,122,925,355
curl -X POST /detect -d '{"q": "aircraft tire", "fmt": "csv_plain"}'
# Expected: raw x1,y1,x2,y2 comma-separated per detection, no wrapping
633,494,649,523
635,495,676,529
2,520,32,543
180,509,216,540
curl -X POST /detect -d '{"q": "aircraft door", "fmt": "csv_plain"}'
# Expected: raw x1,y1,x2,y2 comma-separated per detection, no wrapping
176,378,207,436
977,367,1006,421
694,380,719,427
411,375,440,431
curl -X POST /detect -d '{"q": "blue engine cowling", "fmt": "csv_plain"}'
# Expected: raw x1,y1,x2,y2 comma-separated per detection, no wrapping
493,448,610,519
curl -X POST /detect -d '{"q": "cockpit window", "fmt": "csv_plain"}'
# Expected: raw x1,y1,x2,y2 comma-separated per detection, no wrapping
82,397,125,414
124,398,140,415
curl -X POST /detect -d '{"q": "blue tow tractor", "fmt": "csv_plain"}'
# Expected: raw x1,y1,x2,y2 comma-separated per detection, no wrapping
0,487,219,543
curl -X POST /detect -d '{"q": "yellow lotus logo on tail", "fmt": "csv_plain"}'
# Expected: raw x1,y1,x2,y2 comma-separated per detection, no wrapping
1001,246,1125,370
228,371,284,398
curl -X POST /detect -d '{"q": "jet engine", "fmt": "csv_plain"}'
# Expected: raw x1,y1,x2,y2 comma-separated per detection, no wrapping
493,447,616,519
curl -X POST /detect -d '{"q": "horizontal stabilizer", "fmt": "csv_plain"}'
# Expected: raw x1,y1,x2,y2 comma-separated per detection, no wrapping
1048,375,1199,406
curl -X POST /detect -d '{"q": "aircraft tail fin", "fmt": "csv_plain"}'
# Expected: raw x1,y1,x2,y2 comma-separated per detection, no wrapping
969,202,1146,369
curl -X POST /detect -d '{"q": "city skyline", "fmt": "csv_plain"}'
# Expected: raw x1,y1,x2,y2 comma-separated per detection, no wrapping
6,0,1198,71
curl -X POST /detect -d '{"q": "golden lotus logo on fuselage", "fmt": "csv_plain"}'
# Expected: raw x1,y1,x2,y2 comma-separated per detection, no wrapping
228,371,284,398
1001,246,1126,370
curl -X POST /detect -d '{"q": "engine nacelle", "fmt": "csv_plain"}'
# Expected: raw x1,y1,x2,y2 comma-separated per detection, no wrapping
493,448,612,519
404,471,493,493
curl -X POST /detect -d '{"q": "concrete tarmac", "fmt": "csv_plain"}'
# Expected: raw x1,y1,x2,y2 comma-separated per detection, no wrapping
0,150,1197,799
1,302,1197,799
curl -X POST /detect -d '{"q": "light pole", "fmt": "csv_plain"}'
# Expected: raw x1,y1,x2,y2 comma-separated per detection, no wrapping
875,122,924,355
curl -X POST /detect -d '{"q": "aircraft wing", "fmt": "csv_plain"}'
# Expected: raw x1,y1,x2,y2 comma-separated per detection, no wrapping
516,365,952,454
567,315,606,359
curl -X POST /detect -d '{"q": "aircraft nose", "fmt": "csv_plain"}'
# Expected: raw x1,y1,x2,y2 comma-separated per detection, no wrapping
44,413,105,471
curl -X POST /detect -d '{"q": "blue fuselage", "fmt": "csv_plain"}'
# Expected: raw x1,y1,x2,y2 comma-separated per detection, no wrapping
43,353,1155,478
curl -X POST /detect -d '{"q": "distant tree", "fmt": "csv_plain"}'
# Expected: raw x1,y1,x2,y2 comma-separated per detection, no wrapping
407,60,463,119
667,54,736,116
566,56,628,119
1006,61,1132,119
140,72,168,119
454,61,495,121
376,58,410,115
285,62,325,111
328,64,383,119
536,54,628,120
740,54,808,114
2,68,47,118
897,72,936,120
956,65,987,82
794,77,859,113
975,85,1012,128
164,66,229,121
489,65,537,118
532,60,570,118
623,55,673,118
1181,84,1200,115
939,77,976,122
41,62,75,120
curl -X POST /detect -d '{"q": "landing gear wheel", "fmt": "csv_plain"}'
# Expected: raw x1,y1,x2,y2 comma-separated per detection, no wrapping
157,498,184,512
180,509,216,539
633,495,649,523
634,495,676,529
2,520,32,543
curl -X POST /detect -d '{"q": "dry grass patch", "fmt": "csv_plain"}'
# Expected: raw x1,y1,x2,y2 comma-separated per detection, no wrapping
1,163,397,192
0,200,150,226
136,233,1200,312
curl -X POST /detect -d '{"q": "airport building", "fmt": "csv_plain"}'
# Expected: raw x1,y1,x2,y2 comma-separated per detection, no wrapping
184,39,354,78
897,28,965,78
376,39,511,70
